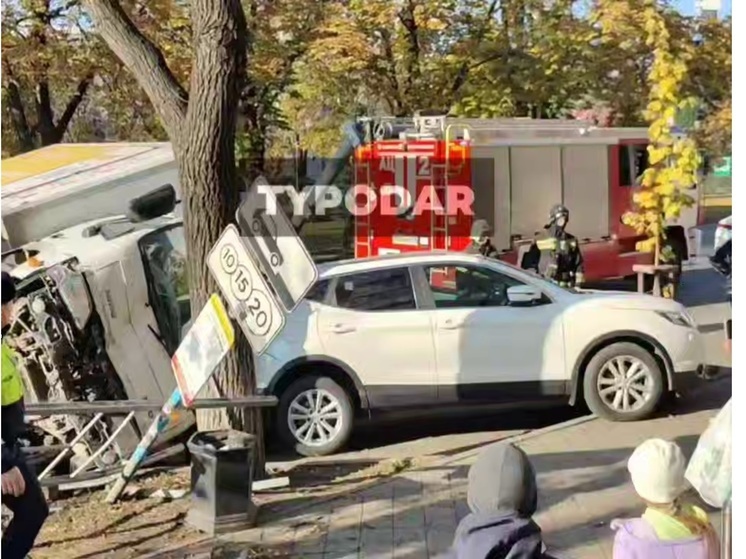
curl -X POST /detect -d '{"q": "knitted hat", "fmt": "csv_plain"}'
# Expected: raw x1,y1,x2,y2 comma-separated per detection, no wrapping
1,272,16,305
628,438,688,504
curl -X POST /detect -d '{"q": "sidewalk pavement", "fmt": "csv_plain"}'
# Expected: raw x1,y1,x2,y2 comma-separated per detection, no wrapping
205,378,729,559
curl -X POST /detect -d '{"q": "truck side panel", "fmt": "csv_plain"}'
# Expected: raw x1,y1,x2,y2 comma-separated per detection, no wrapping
510,146,563,239
561,145,610,241
471,146,512,251
3,166,180,248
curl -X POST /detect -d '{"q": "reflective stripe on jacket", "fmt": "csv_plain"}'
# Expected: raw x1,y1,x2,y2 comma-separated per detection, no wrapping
2,342,24,406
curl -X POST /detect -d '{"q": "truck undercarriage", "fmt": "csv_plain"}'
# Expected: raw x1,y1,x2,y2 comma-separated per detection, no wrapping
7,259,137,471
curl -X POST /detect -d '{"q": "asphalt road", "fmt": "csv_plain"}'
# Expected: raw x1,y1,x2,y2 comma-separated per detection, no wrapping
268,236,731,468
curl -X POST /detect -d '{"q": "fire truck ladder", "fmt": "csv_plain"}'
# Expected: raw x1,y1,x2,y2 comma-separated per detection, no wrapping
429,165,448,251
395,123,447,250
355,155,373,258
426,123,473,250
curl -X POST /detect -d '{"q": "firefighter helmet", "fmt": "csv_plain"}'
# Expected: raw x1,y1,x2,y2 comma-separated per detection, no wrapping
548,204,570,227
470,219,492,240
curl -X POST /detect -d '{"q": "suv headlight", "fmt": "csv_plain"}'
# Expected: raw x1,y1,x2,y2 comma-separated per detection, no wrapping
656,310,695,328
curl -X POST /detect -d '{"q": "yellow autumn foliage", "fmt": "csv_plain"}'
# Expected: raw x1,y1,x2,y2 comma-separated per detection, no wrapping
622,0,700,261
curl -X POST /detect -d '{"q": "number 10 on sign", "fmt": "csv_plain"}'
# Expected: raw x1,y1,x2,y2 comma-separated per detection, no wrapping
207,225,286,355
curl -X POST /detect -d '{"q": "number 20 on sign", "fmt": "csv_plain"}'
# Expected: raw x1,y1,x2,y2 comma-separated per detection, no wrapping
207,225,285,355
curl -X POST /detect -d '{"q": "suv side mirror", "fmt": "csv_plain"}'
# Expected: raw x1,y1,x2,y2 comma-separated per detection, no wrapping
507,285,542,305
127,185,177,222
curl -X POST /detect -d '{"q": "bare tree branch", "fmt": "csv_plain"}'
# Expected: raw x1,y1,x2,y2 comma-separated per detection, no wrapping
35,81,57,144
81,0,188,140
54,74,93,141
398,0,420,102
375,28,406,114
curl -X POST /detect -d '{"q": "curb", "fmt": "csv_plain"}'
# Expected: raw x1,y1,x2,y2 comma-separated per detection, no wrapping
261,413,598,522
436,413,597,467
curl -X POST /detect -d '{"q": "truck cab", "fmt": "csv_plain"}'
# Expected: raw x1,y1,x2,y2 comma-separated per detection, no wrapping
3,189,194,468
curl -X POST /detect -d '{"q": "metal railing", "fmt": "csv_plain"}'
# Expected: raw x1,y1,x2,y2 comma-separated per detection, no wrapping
23,396,277,491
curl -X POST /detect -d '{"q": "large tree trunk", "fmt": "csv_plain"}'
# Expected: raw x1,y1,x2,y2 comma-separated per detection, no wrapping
179,0,262,453
83,0,264,469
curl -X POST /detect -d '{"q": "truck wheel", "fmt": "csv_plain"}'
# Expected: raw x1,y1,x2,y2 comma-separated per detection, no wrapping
583,342,664,422
277,375,354,457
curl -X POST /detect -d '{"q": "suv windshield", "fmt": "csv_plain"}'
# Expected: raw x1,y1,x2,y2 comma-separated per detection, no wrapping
139,225,191,354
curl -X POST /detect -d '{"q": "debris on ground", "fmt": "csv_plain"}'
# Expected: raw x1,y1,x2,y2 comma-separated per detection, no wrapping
150,489,189,501
31,455,414,558
251,477,290,492
33,470,197,559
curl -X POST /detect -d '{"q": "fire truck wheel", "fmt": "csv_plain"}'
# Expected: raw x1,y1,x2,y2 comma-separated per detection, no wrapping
582,342,664,422
277,375,354,457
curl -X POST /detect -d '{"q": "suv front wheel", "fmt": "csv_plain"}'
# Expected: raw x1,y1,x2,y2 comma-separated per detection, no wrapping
276,375,354,457
583,342,665,422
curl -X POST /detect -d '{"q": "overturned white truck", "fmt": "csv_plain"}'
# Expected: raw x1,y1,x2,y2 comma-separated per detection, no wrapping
4,191,192,471
2,144,192,471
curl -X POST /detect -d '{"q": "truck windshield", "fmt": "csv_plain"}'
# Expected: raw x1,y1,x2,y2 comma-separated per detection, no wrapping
139,225,191,354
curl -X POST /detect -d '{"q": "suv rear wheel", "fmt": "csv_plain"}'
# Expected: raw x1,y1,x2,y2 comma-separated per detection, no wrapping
582,342,664,422
276,375,354,457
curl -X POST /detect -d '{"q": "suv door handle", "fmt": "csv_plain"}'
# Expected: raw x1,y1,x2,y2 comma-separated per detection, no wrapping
441,319,463,330
330,323,356,334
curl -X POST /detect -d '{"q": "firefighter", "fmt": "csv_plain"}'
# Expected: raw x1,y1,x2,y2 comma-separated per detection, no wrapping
2,272,49,559
710,238,732,306
465,219,499,258
521,204,585,288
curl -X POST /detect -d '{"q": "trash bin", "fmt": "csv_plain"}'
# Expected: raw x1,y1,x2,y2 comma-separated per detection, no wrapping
185,430,257,535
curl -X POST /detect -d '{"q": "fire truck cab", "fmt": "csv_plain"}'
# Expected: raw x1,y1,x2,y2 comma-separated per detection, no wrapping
351,115,698,283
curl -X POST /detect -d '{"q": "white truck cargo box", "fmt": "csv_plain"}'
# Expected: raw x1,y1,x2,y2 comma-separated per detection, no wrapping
1,143,179,248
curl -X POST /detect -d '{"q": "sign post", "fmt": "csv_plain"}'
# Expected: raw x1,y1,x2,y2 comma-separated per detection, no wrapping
105,295,235,503
171,294,236,406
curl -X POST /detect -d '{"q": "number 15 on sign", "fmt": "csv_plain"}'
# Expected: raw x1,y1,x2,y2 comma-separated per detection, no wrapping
207,225,286,355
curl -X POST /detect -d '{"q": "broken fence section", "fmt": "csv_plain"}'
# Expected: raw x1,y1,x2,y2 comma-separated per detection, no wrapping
24,396,278,496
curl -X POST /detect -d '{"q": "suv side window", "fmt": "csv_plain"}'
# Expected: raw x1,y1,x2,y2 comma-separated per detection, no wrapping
424,264,525,309
305,279,330,303
334,268,416,311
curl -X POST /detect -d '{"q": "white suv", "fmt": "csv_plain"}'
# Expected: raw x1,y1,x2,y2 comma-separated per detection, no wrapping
257,252,705,456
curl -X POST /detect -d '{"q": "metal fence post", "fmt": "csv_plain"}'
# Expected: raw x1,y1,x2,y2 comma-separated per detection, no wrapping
104,388,183,503
722,498,732,559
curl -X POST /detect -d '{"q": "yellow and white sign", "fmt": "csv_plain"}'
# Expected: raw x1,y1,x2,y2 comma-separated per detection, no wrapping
171,294,235,407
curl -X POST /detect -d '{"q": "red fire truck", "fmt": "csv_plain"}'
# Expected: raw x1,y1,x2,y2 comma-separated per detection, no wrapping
349,115,700,283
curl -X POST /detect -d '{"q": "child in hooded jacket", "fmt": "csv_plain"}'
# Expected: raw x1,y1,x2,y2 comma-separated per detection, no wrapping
441,442,556,559
611,438,719,559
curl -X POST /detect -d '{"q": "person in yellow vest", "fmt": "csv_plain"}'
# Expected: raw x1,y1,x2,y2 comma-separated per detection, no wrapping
2,272,48,558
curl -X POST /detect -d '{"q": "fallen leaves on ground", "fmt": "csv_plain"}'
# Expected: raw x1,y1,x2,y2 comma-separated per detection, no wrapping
28,455,415,558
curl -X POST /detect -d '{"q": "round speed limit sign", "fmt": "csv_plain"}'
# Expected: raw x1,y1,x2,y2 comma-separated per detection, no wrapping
230,265,253,302
208,225,286,355
244,290,273,336
220,244,239,275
